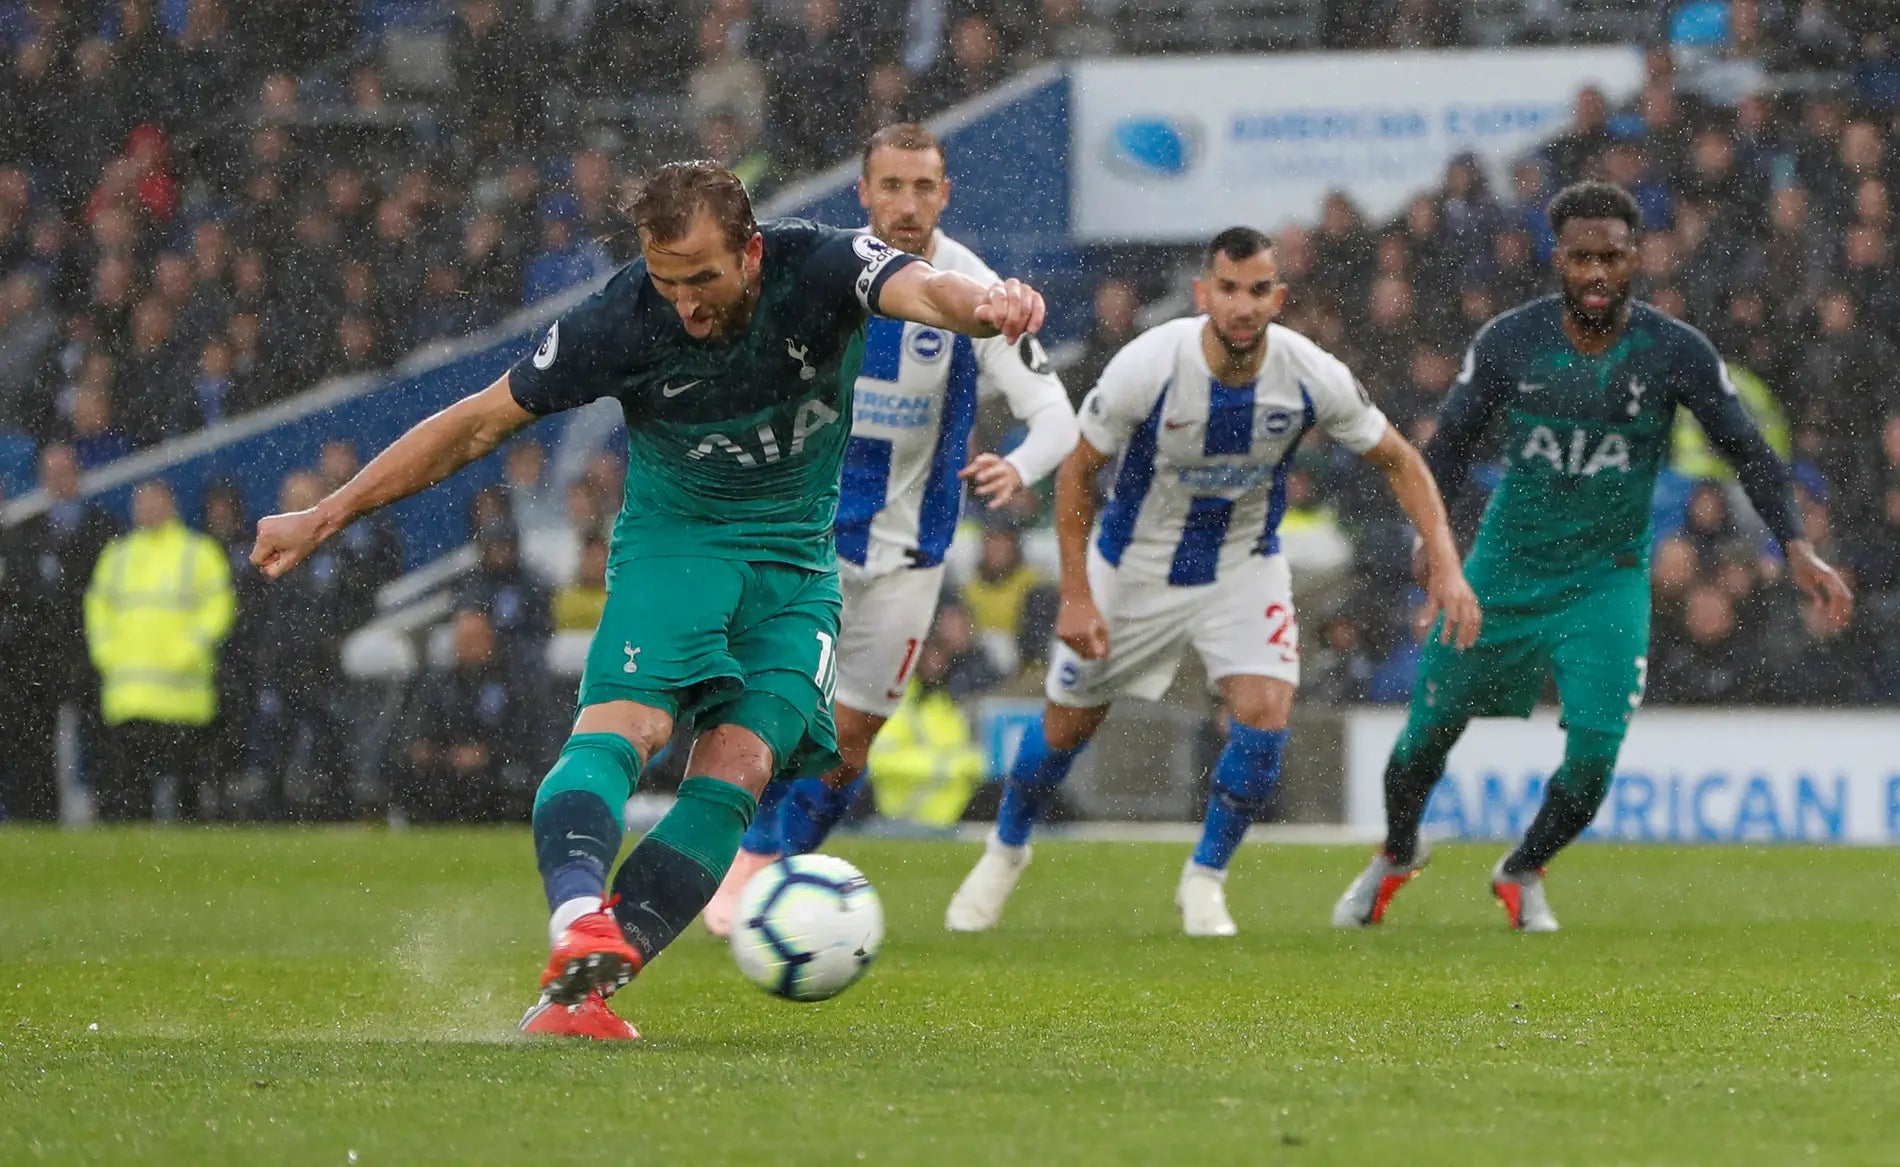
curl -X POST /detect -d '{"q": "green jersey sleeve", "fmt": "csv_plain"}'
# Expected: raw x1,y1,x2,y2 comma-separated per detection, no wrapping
507,263,648,417
1423,314,1514,492
1667,323,1805,548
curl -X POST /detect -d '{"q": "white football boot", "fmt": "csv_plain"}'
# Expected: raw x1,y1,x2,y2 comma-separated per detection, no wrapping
945,832,1031,932
1331,839,1432,928
1490,856,1560,932
1176,860,1238,937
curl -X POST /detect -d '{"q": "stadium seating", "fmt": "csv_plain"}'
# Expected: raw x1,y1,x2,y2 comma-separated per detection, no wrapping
2,0,1896,824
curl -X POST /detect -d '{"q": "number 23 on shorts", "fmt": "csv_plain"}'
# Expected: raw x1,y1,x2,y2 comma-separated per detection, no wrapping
1266,602,1297,663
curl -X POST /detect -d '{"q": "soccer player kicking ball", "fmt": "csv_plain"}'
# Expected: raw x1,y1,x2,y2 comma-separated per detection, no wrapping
946,227,1481,938
701,124,1079,937
1333,182,1853,933
251,161,1046,1039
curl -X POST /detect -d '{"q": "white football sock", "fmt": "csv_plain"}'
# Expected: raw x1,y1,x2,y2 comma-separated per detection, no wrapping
548,895,603,948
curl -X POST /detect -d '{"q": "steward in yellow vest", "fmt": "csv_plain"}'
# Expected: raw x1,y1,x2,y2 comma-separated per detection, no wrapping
1672,360,1791,481
84,483,235,730
865,640,988,828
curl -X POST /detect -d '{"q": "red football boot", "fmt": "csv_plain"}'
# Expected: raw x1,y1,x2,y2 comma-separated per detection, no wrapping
1330,842,1431,928
540,898,642,1005
1490,856,1560,932
518,990,640,1041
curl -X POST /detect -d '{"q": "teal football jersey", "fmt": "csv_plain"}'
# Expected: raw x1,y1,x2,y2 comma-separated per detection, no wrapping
1425,296,1802,608
508,218,918,571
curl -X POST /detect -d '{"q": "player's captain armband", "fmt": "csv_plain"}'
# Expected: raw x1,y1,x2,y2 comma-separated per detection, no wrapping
851,233,907,311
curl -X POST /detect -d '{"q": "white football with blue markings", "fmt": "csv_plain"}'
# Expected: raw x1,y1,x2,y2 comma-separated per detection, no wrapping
730,854,884,1002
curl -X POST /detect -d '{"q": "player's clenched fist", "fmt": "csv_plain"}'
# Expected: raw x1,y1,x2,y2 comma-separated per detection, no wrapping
1056,593,1110,660
959,452,1024,508
251,507,330,579
973,278,1046,346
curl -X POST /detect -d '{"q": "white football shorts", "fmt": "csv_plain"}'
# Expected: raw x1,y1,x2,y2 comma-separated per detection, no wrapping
833,560,948,719
1046,549,1300,707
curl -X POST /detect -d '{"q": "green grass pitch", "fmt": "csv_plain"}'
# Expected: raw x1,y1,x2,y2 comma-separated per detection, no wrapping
2,830,1896,1165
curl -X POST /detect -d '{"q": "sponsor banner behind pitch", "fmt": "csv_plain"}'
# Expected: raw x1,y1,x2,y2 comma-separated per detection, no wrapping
1345,709,1900,845
1070,48,1643,243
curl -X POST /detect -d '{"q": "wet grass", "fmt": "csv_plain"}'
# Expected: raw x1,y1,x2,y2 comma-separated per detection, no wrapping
2,829,1896,1165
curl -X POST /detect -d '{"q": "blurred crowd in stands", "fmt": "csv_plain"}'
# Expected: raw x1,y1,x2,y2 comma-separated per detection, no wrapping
1080,42,1900,714
0,0,1128,466
4,1,1894,461
2,0,1900,825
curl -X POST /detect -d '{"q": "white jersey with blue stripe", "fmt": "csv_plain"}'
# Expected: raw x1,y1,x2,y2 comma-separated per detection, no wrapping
1079,317,1388,587
835,231,1072,576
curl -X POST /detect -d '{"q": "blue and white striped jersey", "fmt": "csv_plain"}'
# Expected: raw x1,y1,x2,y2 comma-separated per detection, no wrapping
1079,317,1388,587
835,231,1075,575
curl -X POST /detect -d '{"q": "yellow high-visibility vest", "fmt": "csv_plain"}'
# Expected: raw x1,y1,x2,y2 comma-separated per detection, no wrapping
865,685,987,828
962,565,1042,637
1672,361,1791,481
84,520,235,727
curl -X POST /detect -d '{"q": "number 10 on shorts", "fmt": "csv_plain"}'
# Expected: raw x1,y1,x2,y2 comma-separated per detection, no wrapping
814,631,838,701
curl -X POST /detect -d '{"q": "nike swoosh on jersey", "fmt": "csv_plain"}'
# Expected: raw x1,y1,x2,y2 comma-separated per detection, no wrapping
1164,420,1193,430
662,380,704,397
1517,381,1543,393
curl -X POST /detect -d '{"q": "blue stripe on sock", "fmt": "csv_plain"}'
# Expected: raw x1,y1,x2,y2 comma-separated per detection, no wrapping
1192,724,1287,870
741,776,792,856
1192,796,1253,873
997,718,1086,847
783,776,862,854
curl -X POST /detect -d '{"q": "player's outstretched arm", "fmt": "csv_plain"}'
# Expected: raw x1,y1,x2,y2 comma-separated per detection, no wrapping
251,376,535,579
1051,438,1113,660
1421,325,1511,496
875,264,1045,345
1362,428,1482,649
1679,342,1854,629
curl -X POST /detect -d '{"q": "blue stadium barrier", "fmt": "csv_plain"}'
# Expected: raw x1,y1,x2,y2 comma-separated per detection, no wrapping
0,295,589,570
763,63,1096,343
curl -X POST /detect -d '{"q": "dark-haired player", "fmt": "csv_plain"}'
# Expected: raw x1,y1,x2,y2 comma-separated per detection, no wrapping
944,227,1479,937
1334,182,1852,933
251,161,1046,1038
